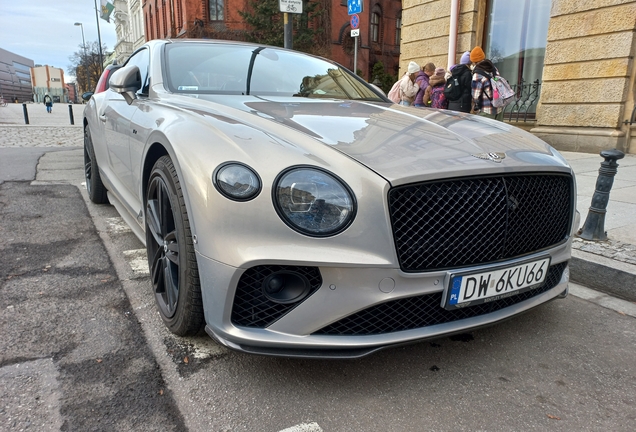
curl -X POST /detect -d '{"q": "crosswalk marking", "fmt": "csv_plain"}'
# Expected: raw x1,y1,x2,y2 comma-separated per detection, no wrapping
123,249,149,276
105,217,133,234
278,423,323,432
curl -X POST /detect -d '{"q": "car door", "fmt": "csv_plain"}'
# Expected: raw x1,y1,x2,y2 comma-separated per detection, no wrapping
101,48,150,203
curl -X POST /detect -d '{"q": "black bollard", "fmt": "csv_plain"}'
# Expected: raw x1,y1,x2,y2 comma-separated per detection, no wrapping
22,103,29,125
576,149,625,241
68,104,75,125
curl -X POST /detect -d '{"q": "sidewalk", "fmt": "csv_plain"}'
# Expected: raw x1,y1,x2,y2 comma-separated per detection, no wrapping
1,103,635,300
563,151,636,301
0,101,85,127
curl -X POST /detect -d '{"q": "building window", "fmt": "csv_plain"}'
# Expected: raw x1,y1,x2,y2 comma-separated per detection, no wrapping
395,14,401,45
484,0,550,90
371,12,380,43
209,0,224,21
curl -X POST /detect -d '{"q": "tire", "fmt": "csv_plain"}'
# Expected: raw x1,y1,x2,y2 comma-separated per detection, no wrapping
145,156,204,336
84,127,109,204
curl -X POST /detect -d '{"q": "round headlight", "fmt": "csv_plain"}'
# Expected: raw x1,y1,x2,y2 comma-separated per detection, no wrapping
273,167,356,236
213,163,261,201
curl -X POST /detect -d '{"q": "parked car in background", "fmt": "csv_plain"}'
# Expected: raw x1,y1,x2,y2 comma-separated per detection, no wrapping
82,39,578,358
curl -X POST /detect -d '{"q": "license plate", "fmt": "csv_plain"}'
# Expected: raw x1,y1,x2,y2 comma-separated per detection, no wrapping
444,257,551,310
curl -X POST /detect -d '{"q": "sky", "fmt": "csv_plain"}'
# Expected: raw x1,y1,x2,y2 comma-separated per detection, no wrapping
0,0,118,82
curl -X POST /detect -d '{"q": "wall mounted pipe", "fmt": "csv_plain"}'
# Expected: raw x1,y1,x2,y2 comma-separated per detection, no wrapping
447,0,461,70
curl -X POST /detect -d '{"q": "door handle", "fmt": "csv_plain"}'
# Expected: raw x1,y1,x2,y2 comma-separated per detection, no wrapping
99,114,106,122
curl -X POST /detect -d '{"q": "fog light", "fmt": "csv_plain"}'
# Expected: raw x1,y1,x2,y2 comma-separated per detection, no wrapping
262,271,311,304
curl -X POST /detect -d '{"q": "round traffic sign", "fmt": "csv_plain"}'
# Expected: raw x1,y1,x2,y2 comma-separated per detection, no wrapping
350,14,360,30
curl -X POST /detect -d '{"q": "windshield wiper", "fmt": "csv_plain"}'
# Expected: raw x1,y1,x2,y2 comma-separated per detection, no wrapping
246,47,266,95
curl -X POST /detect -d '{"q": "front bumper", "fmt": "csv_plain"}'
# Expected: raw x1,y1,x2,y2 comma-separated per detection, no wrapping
196,241,571,358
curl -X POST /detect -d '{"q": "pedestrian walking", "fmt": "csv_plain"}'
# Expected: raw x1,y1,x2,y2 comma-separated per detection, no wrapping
445,51,473,113
414,63,435,107
469,46,504,121
422,67,448,109
397,61,421,106
43,93,53,114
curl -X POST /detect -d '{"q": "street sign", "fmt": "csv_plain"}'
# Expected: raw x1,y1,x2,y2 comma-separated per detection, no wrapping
347,0,363,15
351,29,360,37
350,14,360,30
279,0,303,14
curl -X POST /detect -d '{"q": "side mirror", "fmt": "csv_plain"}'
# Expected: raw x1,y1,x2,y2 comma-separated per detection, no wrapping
82,91,94,101
369,83,386,97
109,65,141,105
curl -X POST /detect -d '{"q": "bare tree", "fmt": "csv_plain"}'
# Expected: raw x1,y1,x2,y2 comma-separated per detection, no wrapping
68,41,109,94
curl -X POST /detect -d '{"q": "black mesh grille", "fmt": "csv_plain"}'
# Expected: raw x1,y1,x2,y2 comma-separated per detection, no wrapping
231,265,322,328
388,174,573,272
313,262,566,336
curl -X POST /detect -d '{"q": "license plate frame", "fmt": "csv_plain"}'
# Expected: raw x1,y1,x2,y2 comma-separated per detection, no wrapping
443,256,552,310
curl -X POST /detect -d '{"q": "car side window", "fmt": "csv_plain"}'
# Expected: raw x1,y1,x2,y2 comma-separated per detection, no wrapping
124,48,150,95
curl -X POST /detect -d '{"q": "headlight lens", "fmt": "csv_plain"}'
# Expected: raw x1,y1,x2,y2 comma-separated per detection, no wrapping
214,163,261,201
274,167,356,236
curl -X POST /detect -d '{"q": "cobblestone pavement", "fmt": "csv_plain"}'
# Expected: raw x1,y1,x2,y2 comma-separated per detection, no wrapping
0,103,84,148
573,237,636,266
0,126,83,148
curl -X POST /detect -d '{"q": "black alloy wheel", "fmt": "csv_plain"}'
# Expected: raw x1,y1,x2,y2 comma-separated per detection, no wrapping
84,126,108,204
146,156,204,335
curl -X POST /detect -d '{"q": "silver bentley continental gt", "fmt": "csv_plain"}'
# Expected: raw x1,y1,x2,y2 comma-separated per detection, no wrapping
82,39,578,358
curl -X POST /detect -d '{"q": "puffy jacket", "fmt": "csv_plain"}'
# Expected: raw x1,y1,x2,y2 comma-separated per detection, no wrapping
446,64,472,113
413,71,429,106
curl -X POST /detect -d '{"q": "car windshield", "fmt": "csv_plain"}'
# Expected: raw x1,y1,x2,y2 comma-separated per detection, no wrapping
164,43,384,101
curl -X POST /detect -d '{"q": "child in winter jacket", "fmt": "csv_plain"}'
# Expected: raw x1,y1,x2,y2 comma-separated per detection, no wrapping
422,67,448,109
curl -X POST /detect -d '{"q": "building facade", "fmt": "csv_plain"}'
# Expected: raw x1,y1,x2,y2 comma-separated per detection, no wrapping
330,0,402,79
401,0,636,154
136,0,401,81
0,48,34,103
66,82,78,104
32,65,67,103
111,0,147,65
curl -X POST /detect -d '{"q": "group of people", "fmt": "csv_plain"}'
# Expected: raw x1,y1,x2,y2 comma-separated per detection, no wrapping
395,46,504,121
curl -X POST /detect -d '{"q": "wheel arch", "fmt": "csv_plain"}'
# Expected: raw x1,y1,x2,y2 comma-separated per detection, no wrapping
141,135,199,244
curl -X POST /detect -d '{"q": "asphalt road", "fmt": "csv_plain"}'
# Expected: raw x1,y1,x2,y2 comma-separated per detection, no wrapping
1,147,635,431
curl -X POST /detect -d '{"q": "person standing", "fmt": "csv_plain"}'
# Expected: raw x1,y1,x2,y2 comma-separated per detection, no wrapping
422,67,449,109
43,93,53,114
398,61,421,106
446,51,473,113
414,63,435,107
469,47,504,121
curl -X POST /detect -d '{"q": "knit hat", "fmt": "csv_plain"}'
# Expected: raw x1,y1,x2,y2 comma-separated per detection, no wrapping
470,46,486,63
460,51,471,65
407,61,420,74
434,67,445,76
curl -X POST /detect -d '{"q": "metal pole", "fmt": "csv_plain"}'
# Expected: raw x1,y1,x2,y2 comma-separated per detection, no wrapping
94,0,104,73
576,149,625,241
353,36,358,75
68,104,75,125
75,23,90,93
284,13,293,50
22,103,29,125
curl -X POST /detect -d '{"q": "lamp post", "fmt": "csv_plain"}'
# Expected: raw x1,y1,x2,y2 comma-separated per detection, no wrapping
93,0,104,74
74,22,90,94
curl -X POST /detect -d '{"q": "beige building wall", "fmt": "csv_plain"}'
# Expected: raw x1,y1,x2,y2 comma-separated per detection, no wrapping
401,0,484,74
31,65,67,103
401,0,636,154
532,0,636,154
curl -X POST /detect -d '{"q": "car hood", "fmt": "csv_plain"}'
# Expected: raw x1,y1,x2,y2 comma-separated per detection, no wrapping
182,95,570,185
